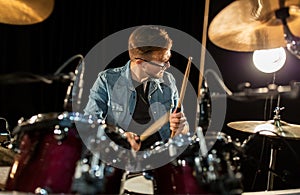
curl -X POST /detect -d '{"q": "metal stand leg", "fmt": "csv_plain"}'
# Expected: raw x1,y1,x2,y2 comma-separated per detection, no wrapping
119,171,129,195
267,144,278,191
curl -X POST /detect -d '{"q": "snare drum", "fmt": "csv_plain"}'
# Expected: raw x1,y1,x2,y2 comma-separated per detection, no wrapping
5,112,100,194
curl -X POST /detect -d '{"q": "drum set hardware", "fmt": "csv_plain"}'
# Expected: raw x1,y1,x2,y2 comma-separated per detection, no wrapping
194,132,244,195
0,118,11,146
0,72,75,85
71,149,120,195
207,74,300,101
70,124,245,195
228,103,300,191
0,108,247,195
225,82,300,101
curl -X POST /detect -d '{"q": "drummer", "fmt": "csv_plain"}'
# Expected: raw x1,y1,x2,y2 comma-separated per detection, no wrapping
84,25,189,151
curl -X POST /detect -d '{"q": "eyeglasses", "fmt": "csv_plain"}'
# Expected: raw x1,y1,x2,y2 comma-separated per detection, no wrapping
135,58,170,69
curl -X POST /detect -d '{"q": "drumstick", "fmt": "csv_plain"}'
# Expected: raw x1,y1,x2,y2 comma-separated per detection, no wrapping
171,56,192,138
140,57,192,141
140,112,170,141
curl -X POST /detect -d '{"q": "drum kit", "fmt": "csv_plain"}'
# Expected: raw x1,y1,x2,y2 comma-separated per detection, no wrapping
0,0,300,194
0,112,246,194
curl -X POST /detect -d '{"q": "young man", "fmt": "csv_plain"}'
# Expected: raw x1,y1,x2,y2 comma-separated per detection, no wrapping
84,25,189,151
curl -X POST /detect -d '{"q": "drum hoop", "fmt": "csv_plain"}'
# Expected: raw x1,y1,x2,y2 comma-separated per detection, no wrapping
12,112,100,135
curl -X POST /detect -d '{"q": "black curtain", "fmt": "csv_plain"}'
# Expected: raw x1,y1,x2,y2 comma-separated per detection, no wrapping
0,0,209,127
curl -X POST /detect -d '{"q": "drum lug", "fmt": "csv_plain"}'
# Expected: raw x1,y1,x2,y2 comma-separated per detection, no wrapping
35,187,49,195
53,125,68,141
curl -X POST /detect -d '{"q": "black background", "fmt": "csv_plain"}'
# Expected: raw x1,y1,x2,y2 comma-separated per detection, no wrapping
0,0,300,192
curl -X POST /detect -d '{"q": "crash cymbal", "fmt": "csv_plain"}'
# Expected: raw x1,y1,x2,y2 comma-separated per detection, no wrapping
0,0,54,25
208,0,300,51
227,120,300,139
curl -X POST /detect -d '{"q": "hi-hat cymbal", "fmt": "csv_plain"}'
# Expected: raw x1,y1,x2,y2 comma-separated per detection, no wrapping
208,0,300,51
0,0,54,25
227,120,300,140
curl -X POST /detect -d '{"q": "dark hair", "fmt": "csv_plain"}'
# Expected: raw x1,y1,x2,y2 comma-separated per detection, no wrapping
128,25,173,59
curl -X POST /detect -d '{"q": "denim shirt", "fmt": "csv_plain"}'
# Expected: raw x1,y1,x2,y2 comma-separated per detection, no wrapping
84,60,179,141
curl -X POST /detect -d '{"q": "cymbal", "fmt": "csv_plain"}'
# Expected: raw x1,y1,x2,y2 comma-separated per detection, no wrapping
208,0,300,51
0,0,54,25
227,120,300,140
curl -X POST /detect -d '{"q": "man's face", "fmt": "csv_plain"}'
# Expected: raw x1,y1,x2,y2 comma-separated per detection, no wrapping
142,49,171,79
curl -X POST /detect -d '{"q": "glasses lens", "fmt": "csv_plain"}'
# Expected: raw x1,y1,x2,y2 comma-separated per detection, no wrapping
136,58,169,68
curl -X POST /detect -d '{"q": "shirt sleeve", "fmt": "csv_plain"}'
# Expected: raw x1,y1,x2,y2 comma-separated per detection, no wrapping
83,73,108,120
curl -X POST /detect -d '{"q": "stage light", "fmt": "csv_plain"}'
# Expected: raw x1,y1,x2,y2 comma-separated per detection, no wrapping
252,47,286,73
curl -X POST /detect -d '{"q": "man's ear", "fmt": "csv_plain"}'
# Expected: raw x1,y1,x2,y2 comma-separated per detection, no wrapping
135,59,146,69
135,59,143,65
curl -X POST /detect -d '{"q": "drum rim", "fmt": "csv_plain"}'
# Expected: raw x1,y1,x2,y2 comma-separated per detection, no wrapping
20,112,60,126
12,112,101,135
17,112,100,126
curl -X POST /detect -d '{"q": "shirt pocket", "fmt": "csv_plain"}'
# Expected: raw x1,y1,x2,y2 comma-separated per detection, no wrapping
111,102,124,112
109,102,124,122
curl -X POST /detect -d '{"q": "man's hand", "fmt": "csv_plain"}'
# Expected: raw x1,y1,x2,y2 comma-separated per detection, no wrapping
170,112,189,136
124,132,141,151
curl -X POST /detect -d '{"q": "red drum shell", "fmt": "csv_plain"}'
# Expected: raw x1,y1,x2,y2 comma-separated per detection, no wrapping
154,156,208,194
5,112,86,193
150,136,209,194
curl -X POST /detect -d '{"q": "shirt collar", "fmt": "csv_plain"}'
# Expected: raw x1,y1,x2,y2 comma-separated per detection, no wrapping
121,60,166,90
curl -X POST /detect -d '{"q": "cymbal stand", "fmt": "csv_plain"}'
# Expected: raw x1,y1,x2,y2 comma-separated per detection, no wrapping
266,141,278,191
275,6,300,59
266,96,284,191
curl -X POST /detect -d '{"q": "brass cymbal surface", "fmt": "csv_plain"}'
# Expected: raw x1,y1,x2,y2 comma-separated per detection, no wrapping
0,0,54,25
208,0,300,51
227,120,300,140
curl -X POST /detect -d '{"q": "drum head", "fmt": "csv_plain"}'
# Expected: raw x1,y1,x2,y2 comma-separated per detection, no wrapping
123,175,154,195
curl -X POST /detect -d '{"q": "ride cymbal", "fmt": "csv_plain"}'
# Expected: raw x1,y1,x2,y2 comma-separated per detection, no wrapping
0,0,54,25
208,0,300,51
227,120,300,140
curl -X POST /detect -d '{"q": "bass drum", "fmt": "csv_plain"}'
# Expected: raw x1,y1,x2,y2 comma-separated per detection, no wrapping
5,112,100,194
